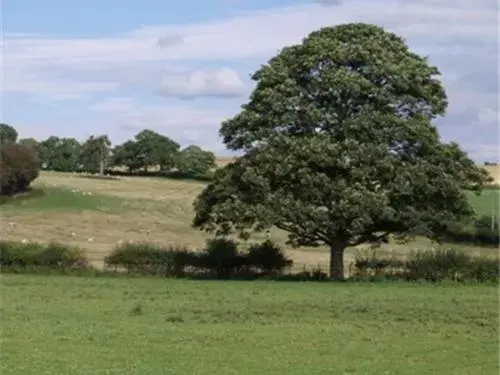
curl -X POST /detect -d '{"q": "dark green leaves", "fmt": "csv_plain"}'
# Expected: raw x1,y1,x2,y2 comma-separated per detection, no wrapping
194,23,490,253
220,23,447,151
176,145,216,176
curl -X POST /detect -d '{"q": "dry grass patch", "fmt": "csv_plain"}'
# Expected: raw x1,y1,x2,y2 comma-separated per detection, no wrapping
483,164,500,184
3,171,497,272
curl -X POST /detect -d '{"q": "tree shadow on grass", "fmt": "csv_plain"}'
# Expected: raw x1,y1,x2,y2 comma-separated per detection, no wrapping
0,188,45,206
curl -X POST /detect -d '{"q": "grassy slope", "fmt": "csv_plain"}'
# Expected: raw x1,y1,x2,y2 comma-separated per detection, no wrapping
1,274,498,375
2,172,498,271
467,188,500,217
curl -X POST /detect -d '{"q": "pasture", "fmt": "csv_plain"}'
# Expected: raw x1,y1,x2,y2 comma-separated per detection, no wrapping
1,274,498,375
1,171,498,271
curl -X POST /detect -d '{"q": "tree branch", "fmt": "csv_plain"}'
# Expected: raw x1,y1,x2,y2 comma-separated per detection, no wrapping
349,231,391,247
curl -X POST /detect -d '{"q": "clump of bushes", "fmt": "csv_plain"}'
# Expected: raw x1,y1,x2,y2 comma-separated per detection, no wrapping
436,215,499,247
351,247,499,283
246,240,293,276
104,242,196,277
104,239,293,279
0,142,40,195
0,240,88,272
196,238,246,278
2,239,497,284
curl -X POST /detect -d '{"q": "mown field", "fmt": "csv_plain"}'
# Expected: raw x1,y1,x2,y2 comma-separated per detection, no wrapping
1,171,498,271
1,274,498,375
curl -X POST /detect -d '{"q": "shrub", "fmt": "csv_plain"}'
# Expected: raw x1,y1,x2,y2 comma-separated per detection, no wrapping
104,242,196,276
351,249,406,278
0,142,40,195
198,238,246,279
350,247,498,283
246,240,293,275
405,248,474,282
465,257,499,283
437,216,499,247
0,241,88,271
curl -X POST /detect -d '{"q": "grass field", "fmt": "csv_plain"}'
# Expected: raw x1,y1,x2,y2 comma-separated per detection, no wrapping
1,274,498,375
1,171,498,271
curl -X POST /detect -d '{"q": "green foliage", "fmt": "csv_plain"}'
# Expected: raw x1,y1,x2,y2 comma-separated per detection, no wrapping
0,238,497,284
0,141,40,195
405,249,498,283
134,129,180,171
110,129,180,173
111,140,143,173
0,241,88,271
79,135,111,175
193,23,492,280
351,250,406,279
0,123,18,143
176,145,217,176
197,238,246,278
436,215,499,247
352,248,499,283
39,136,82,172
104,242,196,277
246,240,293,275
17,138,41,156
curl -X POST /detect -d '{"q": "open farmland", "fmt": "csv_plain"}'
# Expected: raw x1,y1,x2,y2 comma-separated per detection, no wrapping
1,274,498,375
483,164,500,185
1,170,498,271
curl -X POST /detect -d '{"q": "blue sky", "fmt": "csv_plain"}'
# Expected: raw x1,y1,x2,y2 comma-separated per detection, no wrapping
1,0,498,161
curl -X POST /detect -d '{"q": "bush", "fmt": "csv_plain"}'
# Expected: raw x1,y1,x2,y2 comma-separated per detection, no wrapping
406,248,498,283
0,241,88,271
351,250,405,279
104,242,196,277
465,257,499,283
197,238,246,279
246,240,293,275
351,247,499,283
437,216,499,247
0,142,40,195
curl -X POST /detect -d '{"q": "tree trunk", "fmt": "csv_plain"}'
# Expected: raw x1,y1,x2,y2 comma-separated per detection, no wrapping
99,159,105,176
329,242,347,281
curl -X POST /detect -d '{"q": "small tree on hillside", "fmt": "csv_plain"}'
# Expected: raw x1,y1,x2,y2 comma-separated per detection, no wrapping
111,141,143,173
39,136,82,172
192,23,491,280
80,135,112,175
176,145,216,176
135,129,180,172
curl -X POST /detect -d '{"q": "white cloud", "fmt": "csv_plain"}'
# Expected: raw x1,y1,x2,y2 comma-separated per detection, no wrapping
89,97,238,150
1,0,498,159
3,1,496,78
155,68,245,99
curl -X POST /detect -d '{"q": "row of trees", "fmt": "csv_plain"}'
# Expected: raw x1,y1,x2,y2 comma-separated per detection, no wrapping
0,124,217,177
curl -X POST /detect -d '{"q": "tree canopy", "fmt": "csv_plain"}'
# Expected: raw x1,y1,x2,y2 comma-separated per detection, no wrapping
192,23,491,280
39,136,82,172
0,123,19,143
177,145,217,176
80,135,112,175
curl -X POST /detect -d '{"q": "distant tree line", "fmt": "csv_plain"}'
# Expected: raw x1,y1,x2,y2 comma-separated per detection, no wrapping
1,123,217,179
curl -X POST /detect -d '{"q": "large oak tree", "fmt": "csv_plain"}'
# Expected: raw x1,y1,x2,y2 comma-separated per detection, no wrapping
192,23,490,280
